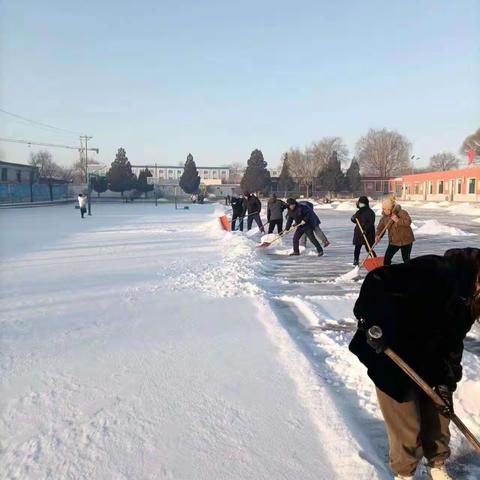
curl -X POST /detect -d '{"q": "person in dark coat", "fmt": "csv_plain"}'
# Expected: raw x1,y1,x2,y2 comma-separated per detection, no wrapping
285,198,324,256
349,247,480,480
242,192,265,233
351,196,376,266
267,193,287,234
231,196,244,231
298,201,330,248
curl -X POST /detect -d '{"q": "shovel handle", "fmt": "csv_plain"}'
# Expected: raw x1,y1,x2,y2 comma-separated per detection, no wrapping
383,347,480,453
359,220,393,268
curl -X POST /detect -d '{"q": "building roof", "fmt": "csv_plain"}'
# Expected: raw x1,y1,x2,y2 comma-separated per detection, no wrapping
0,160,37,169
401,166,480,182
131,165,229,170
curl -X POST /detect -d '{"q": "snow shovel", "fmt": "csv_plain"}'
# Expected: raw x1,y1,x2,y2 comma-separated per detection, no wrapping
367,325,480,454
256,222,303,248
360,220,393,272
219,214,231,231
355,218,382,272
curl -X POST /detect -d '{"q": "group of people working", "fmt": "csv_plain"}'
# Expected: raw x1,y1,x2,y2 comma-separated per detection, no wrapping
229,193,479,480
230,192,415,265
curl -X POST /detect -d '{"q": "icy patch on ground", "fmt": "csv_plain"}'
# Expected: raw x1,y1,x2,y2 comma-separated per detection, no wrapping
412,220,476,236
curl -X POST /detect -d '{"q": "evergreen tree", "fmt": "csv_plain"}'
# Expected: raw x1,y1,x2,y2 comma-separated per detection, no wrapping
345,158,362,192
137,168,154,197
277,153,295,193
240,149,271,194
317,151,346,193
107,148,136,196
91,175,108,197
179,153,201,194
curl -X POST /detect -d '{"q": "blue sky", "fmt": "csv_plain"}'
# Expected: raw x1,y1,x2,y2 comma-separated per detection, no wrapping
1,0,478,169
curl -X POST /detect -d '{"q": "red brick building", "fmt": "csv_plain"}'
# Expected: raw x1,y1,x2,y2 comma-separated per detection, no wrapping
400,166,480,202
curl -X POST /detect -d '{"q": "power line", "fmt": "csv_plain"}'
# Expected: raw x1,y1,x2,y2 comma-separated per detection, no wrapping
0,137,99,153
0,108,80,135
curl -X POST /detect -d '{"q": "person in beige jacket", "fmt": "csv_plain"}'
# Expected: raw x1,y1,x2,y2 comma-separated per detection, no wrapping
376,198,415,265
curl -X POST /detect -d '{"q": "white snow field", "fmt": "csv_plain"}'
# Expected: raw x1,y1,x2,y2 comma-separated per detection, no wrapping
1,202,479,479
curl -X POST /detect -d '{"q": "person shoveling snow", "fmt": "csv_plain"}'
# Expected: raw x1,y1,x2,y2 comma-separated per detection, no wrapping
284,198,324,257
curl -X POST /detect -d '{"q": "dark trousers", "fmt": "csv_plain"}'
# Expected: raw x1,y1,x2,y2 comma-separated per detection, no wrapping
80,207,87,218
354,243,376,262
247,213,265,232
231,213,243,231
384,243,413,265
268,219,283,234
293,225,323,254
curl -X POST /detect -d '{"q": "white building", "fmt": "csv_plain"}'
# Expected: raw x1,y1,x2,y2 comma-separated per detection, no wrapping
131,165,230,183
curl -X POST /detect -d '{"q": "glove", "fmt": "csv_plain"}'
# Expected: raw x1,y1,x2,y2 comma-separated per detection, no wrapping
434,385,454,418
366,333,385,354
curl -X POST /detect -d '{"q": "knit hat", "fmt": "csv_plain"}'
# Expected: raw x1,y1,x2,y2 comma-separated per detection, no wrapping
286,198,297,206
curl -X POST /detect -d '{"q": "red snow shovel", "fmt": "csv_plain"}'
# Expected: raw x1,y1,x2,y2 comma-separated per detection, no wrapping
256,222,303,248
359,220,393,272
219,214,231,231
367,326,480,454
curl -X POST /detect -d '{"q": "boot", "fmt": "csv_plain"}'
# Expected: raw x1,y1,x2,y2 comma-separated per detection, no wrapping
323,240,330,248
353,259,359,266
317,250,324,257
426,465,453,480
289,252,300,256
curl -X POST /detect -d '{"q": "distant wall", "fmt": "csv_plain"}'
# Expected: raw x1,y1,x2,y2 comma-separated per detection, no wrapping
0,183,69,203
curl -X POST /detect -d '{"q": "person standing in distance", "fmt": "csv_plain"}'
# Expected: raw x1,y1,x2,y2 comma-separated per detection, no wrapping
78,193,87,219
351,196,376,266
266,193,287,234
242,191,265,233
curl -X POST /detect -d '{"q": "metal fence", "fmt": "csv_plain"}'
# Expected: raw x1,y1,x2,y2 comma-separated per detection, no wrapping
0,183,69,203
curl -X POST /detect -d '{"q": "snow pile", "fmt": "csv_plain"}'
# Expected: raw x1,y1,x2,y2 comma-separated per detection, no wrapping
314,203,334,209
474,218,480,224
419,202,443,209
447,203,480,216
412,220,476,237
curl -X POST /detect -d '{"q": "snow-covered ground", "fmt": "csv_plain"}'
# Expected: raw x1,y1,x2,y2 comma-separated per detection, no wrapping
0,201,479,479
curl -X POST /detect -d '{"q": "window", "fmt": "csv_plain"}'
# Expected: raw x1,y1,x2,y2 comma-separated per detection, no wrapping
414,183,421,194
16,170,22,182
404,184,410,194
438,180,444,194
428,182,433,194
213,171,218,179
468,178,476,194
204,170,209,177
1,168,7,181
375,181,382,192
457,179,462,194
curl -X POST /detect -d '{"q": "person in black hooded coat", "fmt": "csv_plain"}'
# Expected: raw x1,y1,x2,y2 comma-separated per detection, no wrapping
350,196,375,266
349,247,480,479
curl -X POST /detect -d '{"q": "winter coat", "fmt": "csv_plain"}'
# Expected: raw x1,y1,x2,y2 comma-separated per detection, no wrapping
231,197,244,215
285,203,321,230
351,207,375,246
349,250,478,402
242,195,261,215
78,196,87,208
267,198,287,221
298,201,322,223
376,206,415,247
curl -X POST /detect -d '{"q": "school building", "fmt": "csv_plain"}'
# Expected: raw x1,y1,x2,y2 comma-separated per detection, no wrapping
399,166,480,202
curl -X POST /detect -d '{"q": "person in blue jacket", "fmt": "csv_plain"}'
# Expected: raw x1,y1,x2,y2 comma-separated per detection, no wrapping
284,198,324,257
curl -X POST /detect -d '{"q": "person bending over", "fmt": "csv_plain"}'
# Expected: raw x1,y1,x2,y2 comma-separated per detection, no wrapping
285,198,324,257
349,247,480,480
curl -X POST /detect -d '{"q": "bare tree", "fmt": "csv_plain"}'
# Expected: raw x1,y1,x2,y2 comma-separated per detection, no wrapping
71,157,99,184
306,137,349,173
225,162,245,184
356,128,412,177
287,147,317,197
29,150,64,200
428,152,459,171
460,128,480,157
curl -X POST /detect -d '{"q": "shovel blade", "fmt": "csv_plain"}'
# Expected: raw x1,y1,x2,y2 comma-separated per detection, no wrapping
219,215,231,231
256,242,271,249
364,256,384,271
